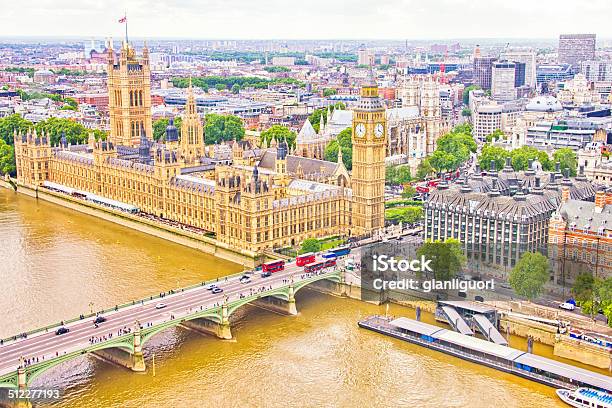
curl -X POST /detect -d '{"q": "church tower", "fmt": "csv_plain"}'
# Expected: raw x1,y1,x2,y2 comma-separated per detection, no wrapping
107,40,153,147
180,80,205,163
351,70,387,235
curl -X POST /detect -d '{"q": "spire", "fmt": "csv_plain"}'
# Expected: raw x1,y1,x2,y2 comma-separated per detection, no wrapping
319,111,325,135
337,144,343,166
296,161,304,178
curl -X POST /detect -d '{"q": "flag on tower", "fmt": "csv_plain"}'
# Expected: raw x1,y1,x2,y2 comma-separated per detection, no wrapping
118,16,127,23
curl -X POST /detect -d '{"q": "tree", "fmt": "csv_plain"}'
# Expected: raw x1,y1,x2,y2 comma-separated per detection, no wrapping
385,164,412,186
385,206,423,224
401,185,416,199
0,114,33,146
231,84,240,94
485,129,505,143
511,145,553,171
416,239,466,281
308,103,345,133
553,147,578,176
594,278,612,327
416,159,434,180
0,139,16,176
260,125,296,149
427,128,476,172
153,117,183,142
204,114,245,145
509,252,550,301
462,85,481,105
323,127,352,170
461,108,471,117
478,144,510,172
263,66,290,73
579,277,612,319
572,272,595,305
34,117,91,145
323,88,337,97
300,238,321,254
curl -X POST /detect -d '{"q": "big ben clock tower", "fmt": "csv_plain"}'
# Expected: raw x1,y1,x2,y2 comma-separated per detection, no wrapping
351,69,387,236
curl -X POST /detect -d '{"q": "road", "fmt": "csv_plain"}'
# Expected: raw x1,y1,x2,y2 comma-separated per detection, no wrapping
0,255,337,378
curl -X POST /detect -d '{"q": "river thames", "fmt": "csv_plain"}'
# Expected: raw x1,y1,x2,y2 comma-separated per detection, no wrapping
0,188,580,407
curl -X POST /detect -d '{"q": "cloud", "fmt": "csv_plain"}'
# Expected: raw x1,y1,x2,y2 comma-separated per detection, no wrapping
0,0,610,39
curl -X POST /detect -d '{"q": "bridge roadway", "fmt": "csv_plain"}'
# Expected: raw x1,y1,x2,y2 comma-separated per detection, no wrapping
0,256,345,389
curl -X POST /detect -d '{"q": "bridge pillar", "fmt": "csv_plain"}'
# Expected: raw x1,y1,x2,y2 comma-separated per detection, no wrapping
16,367,26,389
287,285,298,316
250,286,298,316
218,304,232,340
9,367,32,408
131,329,146,372
181,307,232,340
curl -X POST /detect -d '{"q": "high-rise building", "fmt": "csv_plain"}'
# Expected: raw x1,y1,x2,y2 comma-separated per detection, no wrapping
502,49,536,88
558,34,596,71
351,70,387,235
491,61,516,101
473,56,496,90
580,60,612,82
473,103,502,141
107,42,153,147
514,62,526,87
357,46,375,66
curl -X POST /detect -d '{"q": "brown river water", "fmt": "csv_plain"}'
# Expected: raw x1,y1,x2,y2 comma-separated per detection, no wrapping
0,188,593,407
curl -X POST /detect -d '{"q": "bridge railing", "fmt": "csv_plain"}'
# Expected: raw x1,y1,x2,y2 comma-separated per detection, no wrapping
0,268,255,345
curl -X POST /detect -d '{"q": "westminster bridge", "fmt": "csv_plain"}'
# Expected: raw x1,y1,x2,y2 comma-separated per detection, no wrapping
0,257,346,393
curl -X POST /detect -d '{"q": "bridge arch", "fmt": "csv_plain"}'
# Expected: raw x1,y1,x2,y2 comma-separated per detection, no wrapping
140,308,223,347
25,337,134,387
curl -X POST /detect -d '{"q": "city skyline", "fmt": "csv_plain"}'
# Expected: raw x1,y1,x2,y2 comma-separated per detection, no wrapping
2,0,612,40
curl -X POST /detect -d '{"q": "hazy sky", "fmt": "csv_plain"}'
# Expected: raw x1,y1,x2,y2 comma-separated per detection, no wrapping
2,0,611,40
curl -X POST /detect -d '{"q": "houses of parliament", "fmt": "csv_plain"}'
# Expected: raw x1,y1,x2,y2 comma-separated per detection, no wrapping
13,41,387,256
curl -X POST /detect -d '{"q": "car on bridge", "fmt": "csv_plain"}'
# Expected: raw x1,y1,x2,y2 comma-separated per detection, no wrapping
212,287,224,294
93,316,107,324
205,284,218,290
155,303,167,309
239,276,251,284
261,271,272,278
55,327,69,335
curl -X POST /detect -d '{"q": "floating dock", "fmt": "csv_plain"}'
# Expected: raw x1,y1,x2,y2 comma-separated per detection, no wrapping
358,315,612,392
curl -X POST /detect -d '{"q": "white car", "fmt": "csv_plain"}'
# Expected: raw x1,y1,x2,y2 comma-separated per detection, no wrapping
559,302,576,311
239,276,251,284
205,284,217,290
155,303,167,309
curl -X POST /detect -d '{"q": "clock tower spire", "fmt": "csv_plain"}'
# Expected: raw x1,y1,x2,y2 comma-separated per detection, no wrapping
351,69,387,236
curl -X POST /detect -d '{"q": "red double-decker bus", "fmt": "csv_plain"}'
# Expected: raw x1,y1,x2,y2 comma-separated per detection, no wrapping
304,259,336,273
262,260,285,273
296,252,316,267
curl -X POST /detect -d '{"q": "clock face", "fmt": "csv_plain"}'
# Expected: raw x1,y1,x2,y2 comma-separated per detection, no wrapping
355,123,366,137
375,123,384,137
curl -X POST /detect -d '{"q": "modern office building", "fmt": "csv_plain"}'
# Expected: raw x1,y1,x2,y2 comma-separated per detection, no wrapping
473,56,497,90
536,64,574,84
580,60,612,82
526,117,611,150
502,49,536,88
558,34,596,71
491,61,516,101
513,62,526,88
473,103,502,141
424,165,596,268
